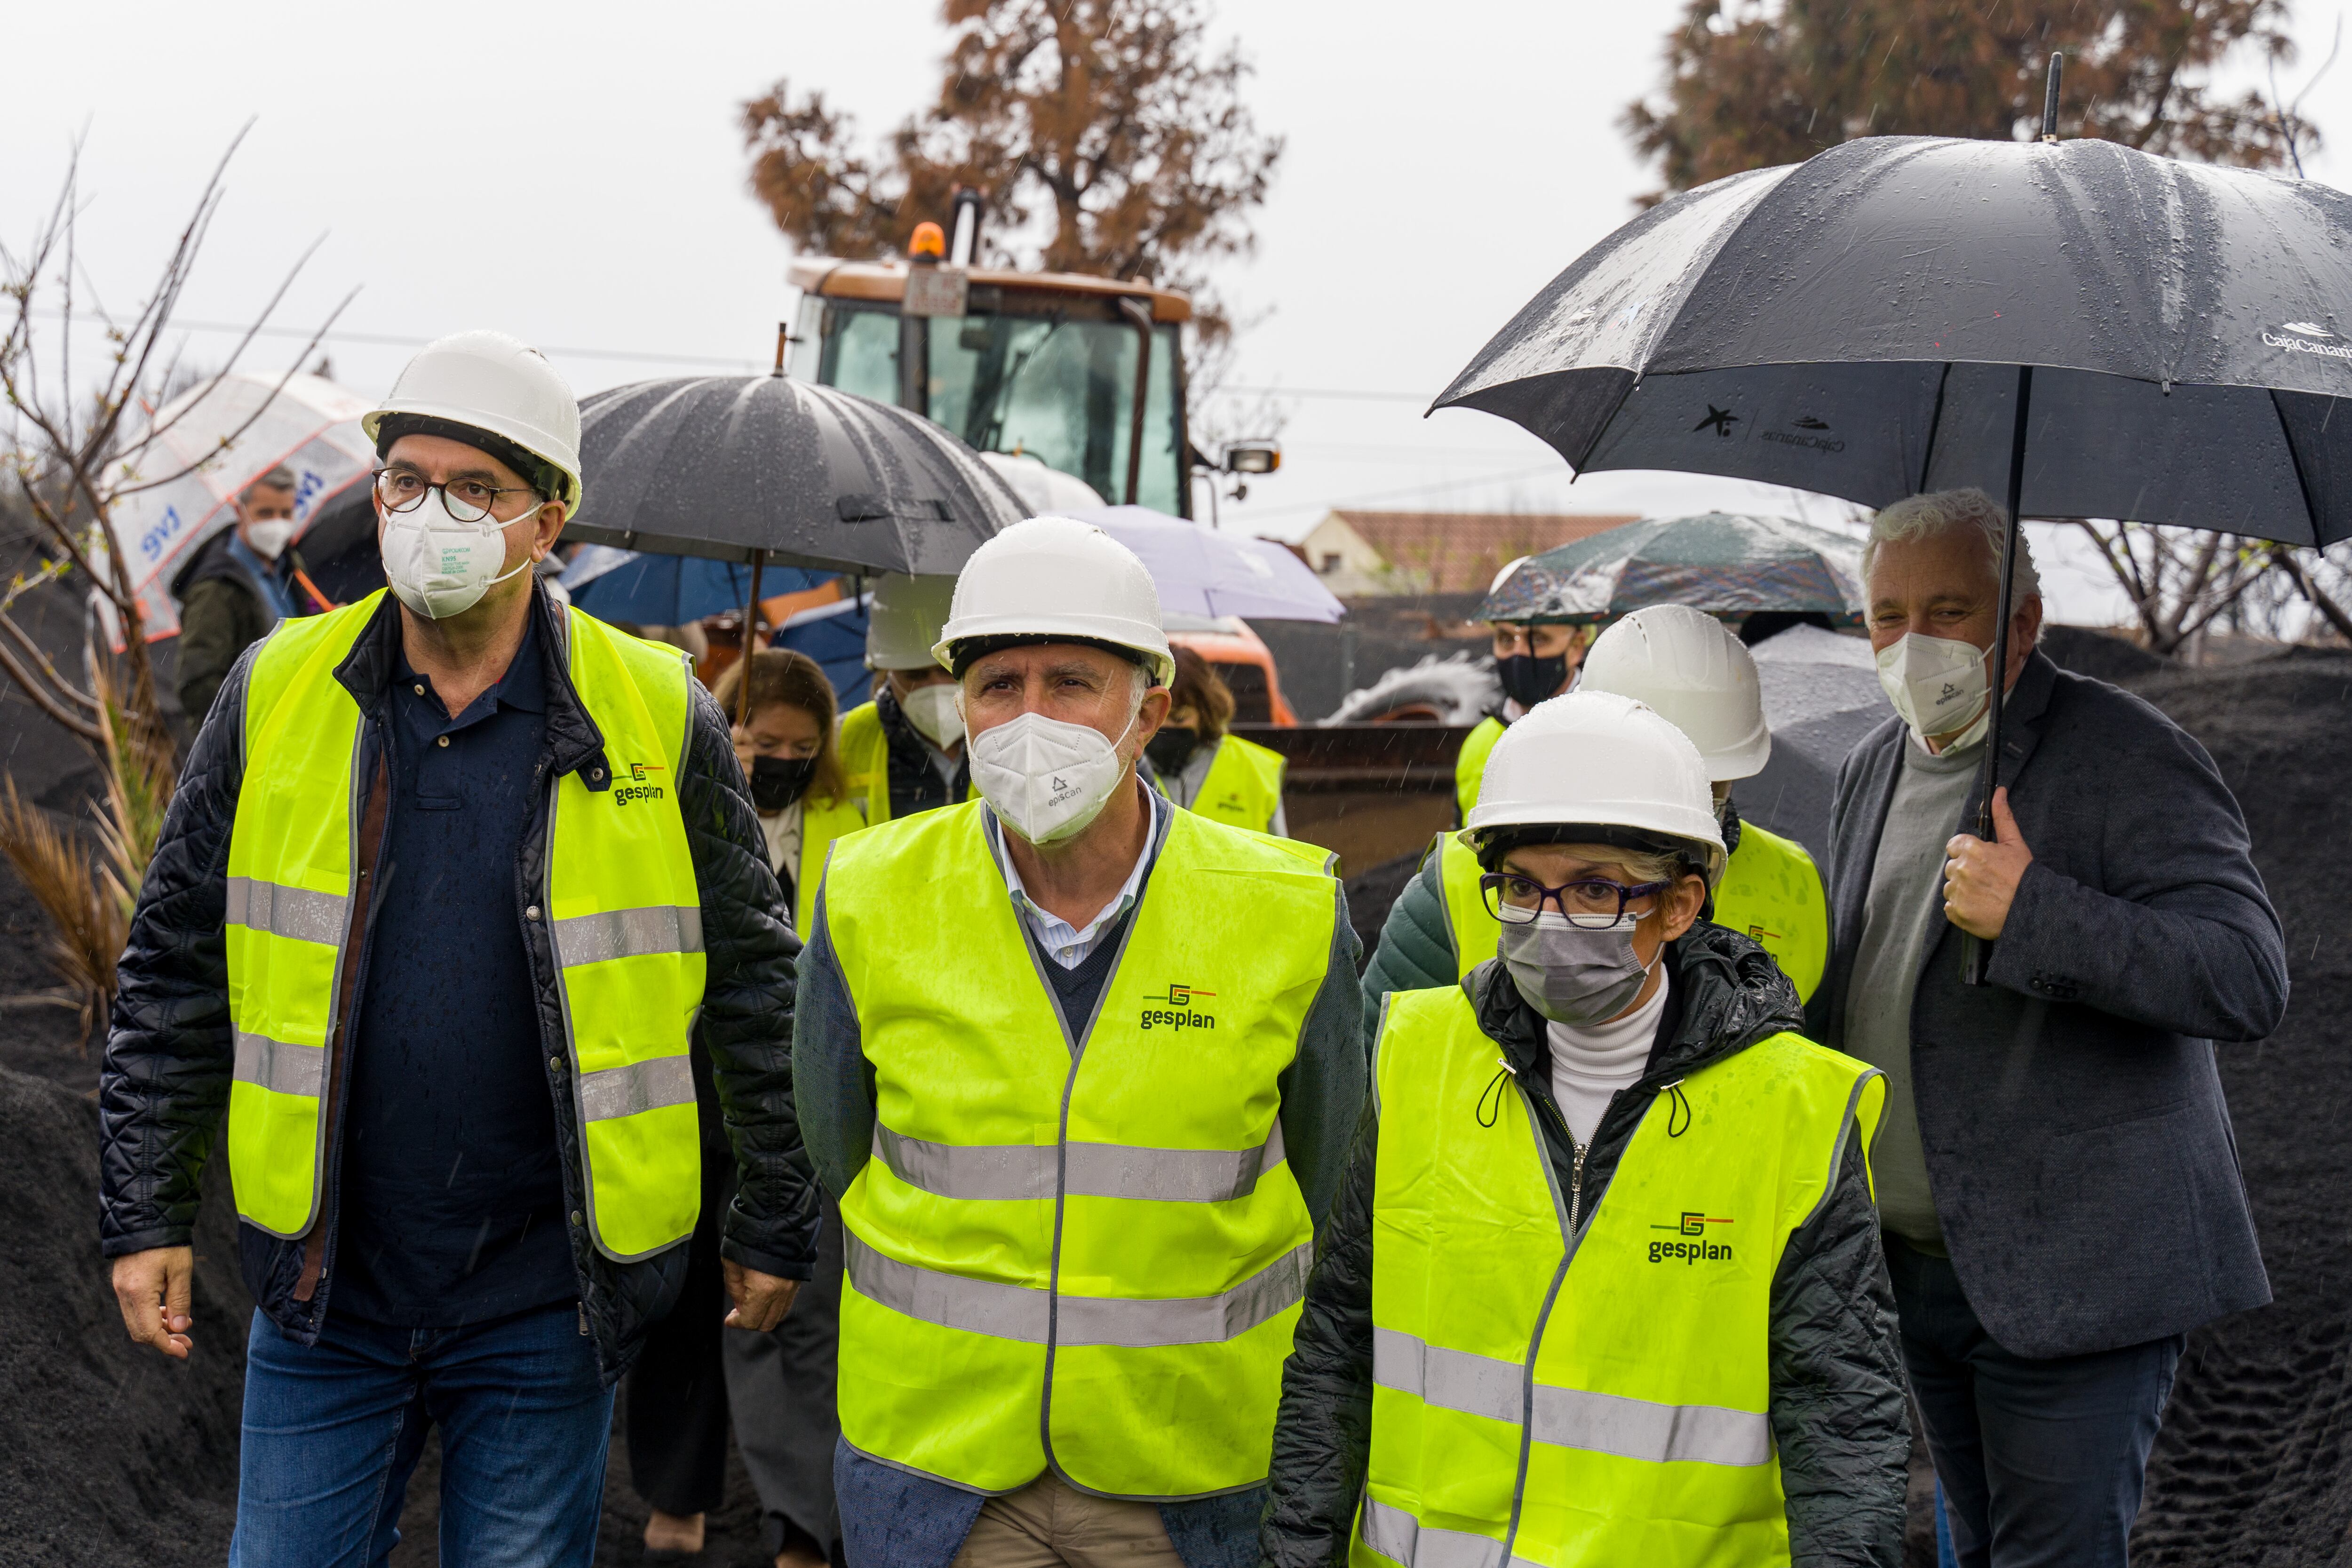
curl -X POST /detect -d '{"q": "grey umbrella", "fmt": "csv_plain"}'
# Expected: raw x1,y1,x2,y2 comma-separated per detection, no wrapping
1435,61,2352,979
565,375,1028,576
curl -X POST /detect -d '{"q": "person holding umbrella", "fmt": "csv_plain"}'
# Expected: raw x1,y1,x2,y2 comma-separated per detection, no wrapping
1812,488,2286,1568
838,572,970,823
1261,691,1908,1568
98,330,818,1563
1454,557,1589,821
795,515,1366,1567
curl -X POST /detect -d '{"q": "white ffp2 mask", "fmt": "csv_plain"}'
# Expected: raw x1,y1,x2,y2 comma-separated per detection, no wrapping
1875,632,1989,743
380,489,534,620
967,707,1137,845
899,682,966,749
244,518,297,561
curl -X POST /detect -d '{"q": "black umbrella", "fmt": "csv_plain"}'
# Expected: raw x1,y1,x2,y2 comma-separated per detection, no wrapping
566,375,1028,577
1435,58,2352,979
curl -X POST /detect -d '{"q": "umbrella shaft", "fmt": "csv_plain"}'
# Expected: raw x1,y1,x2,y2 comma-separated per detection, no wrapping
1964,364,2033,987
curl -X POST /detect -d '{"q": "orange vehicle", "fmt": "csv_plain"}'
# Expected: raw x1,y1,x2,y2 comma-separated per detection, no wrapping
1163,613,1299,725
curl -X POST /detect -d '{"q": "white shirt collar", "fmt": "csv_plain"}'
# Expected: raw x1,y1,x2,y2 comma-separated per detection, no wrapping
989,780,1168,958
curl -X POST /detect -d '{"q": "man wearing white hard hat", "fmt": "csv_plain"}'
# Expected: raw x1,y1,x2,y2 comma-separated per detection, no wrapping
1366,605,1832,1053
98,330,818,1563
794,516,1367,1568
1261,691,1907,1568
838,572,971,822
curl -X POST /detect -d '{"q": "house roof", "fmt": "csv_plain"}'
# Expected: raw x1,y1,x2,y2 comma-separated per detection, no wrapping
1322,510,1639,593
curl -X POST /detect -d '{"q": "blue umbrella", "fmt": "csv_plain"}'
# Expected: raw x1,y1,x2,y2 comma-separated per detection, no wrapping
561,544,829,626
773,592,876,712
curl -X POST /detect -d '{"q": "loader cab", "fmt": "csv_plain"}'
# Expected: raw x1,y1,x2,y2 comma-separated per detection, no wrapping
786,254,1194,517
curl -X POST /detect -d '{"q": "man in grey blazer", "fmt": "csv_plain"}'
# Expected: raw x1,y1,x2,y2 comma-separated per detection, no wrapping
1812,488,2288,1568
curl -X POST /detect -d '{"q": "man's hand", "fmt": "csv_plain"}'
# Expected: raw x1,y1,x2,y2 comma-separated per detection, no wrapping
1945,786,2034,940
722,1258,800,1332
111,1246,196,1360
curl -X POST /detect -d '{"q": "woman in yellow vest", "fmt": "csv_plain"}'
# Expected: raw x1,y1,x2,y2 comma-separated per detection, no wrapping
1146,645,1290,835
1260,692,1907,1568
713,648,868,938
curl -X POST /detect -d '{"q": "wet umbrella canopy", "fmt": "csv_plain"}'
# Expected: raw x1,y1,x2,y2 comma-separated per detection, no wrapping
1434,134,2352,546
565,376,1028,576
1479,511,1862,627
1438,100,2352,982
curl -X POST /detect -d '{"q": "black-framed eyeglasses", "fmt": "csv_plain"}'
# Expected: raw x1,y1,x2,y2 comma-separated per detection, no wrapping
375,468,540,525
1479,871,1670,929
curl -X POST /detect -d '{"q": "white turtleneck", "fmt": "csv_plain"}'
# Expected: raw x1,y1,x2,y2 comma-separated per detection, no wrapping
1546,966,1669,1147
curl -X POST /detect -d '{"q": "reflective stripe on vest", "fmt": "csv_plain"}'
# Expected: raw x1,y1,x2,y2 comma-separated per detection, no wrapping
1435,822,1828,1002
873,1117,1287,1202
1357,986,1883,1568
226,592,707,1258
1157,733,1287,834
824,799,1334,1499
1454,715,1505,823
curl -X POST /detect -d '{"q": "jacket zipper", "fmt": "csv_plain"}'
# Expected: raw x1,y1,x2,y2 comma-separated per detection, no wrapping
1567,1138,1590,1232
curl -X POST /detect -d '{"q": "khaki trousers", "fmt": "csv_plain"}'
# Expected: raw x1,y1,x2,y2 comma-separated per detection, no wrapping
949,1472,1186,1568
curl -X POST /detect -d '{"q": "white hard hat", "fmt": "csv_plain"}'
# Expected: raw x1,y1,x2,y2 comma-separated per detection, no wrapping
933,515,1175,685
1579,605,1771,781
865,574,959,670
363,330,585,518
1462,690,1724,870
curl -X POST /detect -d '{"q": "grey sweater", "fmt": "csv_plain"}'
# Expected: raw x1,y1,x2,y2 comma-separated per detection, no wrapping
1839,735,1979,1252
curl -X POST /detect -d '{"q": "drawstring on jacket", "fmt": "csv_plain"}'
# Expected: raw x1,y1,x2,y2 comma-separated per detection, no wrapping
1477,1059,1516,1129
1663,1079,1692,1138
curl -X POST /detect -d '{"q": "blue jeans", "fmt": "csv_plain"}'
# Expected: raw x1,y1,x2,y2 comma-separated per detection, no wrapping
230,1302,614,1568
1887,1238,2182,1568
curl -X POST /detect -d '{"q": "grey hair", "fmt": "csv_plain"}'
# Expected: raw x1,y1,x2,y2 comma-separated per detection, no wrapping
1863,487,2040,600
241,465,297,503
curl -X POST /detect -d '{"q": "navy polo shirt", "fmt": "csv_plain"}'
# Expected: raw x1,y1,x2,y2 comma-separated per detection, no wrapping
334,612,576,1327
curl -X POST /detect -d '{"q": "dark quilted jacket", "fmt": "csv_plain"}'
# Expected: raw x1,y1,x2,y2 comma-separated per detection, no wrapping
1260,927,1908,1568
98,585,818,1385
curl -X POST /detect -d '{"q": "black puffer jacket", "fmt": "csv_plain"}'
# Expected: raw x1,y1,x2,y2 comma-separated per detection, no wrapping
1260,926,1907,1568
98,585,818,1384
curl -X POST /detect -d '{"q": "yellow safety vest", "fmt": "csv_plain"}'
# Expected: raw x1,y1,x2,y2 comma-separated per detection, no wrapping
789,791,869,938
839,697,974,823
1431,822,1829,1003
823,799,1336,1498
1153,732,1288,835
1454,715,1506,823
1359,986,1882,1568
224,592,707,1260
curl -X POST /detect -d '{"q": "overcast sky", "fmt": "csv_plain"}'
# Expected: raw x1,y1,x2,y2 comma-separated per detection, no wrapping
9,0,2348,624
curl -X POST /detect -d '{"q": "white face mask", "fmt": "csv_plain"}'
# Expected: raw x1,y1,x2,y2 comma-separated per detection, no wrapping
380,489,535,621
243,517,297,561
1875,631,1990,744
966,704,1138,845
898,681,966,749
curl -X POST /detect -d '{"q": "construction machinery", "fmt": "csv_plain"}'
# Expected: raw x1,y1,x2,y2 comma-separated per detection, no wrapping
784,197,1276,520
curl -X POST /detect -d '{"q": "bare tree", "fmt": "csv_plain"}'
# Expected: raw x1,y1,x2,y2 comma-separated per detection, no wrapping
0,131,347,1038
740,0,1282,369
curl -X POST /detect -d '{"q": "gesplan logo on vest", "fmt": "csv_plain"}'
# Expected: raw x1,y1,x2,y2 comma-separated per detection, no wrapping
1648,1210,1735,1264
1141,982,1217,1031
615,760,668,806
